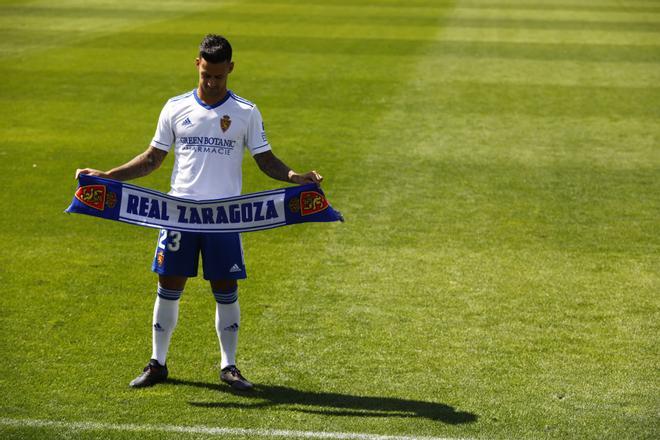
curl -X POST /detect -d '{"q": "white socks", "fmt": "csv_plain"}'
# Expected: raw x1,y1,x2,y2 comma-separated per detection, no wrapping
151,286,182,365
213,289,240,369
150,286,239,369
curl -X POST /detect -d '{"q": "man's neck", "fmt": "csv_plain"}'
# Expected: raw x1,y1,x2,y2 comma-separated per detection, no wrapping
197,87,228,106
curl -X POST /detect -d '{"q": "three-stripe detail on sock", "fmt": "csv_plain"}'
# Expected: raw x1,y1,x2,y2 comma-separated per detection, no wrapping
213,289,238,304
157,285,183,300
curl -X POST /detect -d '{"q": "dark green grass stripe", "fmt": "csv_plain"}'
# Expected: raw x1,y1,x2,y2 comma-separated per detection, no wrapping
394,81,660,118
0,72,660,118
10,6,655,32
0,5,182,18
243,0,660,14
419,40,660,63
3,69,656,118
446,17,660,32
457,2,660,13
362,162,659,254
59,32,660,64
242,0,455,8
3,6,438,26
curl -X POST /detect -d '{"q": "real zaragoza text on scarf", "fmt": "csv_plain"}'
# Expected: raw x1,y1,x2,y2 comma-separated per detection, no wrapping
66,174,343,233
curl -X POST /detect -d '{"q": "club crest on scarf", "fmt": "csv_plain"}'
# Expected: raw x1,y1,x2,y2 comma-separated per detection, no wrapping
300,190,329,216
220,115,231,132
74,185,117,210
75,185,106,211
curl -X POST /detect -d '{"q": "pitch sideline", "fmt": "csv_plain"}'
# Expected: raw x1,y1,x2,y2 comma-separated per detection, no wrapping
0,417,474,440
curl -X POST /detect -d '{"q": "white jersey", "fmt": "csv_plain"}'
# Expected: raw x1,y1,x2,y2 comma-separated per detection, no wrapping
151,89,271,200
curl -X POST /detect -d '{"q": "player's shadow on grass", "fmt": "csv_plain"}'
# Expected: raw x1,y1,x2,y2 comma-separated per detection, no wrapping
171,379,477,424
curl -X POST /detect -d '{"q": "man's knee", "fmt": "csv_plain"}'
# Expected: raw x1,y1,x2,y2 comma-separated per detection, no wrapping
210,279,238,293
158,275,187,291
210,279,238,304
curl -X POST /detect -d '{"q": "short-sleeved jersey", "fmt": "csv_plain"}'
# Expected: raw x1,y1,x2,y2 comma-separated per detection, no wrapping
151,89,271,200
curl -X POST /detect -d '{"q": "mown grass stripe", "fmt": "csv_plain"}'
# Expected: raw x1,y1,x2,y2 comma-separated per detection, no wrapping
243,0,660,13
445,18,660,32
456,1,660,13
440,27,660,46
2,75,658,119
13,30,653,63
5,54,657,88
0,418,472,440
0,0,232,58
13,11,654,32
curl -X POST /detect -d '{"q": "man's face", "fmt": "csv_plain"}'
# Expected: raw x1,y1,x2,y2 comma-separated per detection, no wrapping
196,57,234,99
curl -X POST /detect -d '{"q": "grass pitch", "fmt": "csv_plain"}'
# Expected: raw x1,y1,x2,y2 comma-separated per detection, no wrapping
1,0,659,439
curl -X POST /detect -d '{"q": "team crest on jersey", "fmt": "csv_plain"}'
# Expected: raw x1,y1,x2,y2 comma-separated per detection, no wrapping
220,115,231,132
300,191,329,216
156,251,165,266
75,185,106,211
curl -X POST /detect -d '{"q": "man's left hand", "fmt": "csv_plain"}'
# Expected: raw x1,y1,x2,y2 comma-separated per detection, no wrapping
289,170,323,185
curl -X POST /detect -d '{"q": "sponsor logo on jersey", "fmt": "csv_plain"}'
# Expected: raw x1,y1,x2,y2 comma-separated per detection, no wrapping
75,185,106,211
220,114,231,132
181,117,193,127
300,191,329,216
179,136,237,156
179,136,237,148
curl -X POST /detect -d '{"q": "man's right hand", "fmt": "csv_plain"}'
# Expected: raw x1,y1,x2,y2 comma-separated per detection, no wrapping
75,168,110,179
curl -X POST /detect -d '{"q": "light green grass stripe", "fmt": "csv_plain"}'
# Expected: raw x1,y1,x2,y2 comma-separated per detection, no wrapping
440,27,660,46
451,6,660,22
243,0,660,13
418,56,660,88
460,0,660,7
0,0,233,57
39,20,653,47
58,32,660,63
4,50,657,89
2,0,224,12
0,418,471,440
173,2,660,29
445,17,660,32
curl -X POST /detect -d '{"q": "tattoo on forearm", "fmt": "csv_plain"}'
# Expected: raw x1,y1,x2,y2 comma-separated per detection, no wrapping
256,152,292,182
109,148,166,181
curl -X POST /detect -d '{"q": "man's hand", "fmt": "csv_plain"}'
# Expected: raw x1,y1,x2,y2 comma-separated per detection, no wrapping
75,168,110,179
288,170,323,185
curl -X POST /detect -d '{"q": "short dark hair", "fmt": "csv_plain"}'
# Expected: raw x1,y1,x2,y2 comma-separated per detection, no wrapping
199,34,232,63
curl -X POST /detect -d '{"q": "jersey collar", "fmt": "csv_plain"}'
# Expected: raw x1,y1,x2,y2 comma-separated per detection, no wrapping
194,89,231,110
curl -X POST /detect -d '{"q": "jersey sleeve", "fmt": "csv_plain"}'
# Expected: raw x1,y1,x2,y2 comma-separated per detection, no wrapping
245,105,272,156
151,102,174,152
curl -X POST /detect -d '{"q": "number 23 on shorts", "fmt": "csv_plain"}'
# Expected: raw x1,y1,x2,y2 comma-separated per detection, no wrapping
158,229,181,252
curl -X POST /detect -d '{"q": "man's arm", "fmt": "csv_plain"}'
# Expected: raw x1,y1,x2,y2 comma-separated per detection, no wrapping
253,150,323,185
75,146,168,181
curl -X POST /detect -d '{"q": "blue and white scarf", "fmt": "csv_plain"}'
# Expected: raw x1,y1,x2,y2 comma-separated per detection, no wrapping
66,174,343,233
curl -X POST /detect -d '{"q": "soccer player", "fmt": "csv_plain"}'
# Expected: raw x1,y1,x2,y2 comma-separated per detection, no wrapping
75,34,323,390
